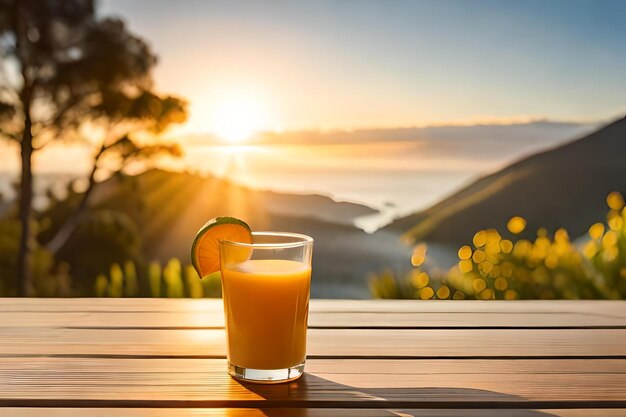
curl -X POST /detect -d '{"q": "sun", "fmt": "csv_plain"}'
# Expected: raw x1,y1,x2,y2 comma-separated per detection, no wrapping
210,94,267,143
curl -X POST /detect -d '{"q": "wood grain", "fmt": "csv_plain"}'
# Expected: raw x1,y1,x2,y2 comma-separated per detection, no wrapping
1,299,625,414
1,299,625,315
1,358,625,406
3,310,626,329
1,300,624,329
1,409,624,417
1,327,625,358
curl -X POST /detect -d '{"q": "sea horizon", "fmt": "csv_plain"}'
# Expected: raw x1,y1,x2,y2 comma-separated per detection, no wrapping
0,118,600,232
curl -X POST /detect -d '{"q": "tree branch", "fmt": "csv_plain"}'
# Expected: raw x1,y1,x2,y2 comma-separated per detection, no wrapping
45,141,109,255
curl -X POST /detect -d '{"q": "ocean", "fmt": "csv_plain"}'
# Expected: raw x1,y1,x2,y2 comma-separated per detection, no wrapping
0,121,595,231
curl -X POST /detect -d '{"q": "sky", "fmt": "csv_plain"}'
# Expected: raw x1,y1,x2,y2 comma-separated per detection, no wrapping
1,0,625,226
100,0,626,135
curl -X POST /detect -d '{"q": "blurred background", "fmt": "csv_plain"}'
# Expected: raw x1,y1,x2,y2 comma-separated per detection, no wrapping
1,0,625,299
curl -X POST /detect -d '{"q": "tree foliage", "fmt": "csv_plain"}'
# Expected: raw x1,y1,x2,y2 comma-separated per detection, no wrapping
0,0,187,294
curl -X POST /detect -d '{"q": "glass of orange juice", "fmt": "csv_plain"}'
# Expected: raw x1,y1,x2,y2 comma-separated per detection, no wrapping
220,232,313,383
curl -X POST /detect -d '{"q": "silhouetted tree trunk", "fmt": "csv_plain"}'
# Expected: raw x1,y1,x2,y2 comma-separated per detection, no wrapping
15,1,33,296
16,106,33,296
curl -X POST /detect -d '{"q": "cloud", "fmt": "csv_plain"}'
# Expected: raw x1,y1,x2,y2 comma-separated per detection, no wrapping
175,120,599,164
254,120,597,145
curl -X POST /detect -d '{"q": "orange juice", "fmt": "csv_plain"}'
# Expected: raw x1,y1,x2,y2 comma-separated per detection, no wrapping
221,259,311,370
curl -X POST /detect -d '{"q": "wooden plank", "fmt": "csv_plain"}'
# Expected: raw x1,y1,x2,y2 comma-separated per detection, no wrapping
0,410,625,417
1,327,625,358
2,310,625,328
2,409,625,417
0,358,625,406
0,410,423,417
1,299,625,317
0,298,221,312
0,298,626,328
1,299,624,329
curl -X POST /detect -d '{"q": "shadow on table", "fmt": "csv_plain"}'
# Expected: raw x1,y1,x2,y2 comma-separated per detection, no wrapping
236,373,556,417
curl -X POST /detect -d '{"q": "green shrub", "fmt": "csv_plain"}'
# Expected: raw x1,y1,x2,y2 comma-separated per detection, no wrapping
56,210,142,294
94,258,221,298
148,261,162,297
0,219,70,296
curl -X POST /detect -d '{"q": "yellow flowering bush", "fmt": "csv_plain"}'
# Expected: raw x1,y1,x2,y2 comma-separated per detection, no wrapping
370,191,626,300
583,192,626,298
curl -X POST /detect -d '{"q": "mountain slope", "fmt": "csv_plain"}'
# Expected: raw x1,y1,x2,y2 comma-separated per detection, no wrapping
59,169,409,298
386,117,626,245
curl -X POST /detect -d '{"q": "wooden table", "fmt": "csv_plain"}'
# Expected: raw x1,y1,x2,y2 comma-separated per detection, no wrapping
1,299,626,416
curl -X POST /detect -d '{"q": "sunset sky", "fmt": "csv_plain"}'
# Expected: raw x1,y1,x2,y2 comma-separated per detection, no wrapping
101,0,626,136
2,0,625,222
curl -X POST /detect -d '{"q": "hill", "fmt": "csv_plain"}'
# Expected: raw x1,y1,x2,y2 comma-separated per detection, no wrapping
386,117,626,245
44,169,410,298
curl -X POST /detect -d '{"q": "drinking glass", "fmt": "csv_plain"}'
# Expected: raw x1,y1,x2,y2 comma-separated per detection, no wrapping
220,231,313,383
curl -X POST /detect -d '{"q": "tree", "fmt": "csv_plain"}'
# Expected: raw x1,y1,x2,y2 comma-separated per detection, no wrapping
0,0,187,295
